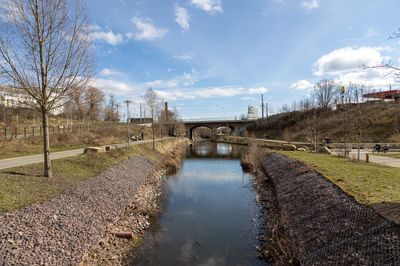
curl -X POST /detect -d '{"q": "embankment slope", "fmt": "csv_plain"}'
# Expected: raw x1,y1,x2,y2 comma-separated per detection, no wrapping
262,153,400,265
0,156,156,265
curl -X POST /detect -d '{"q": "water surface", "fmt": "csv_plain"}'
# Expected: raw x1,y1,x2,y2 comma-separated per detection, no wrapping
131,141,264,265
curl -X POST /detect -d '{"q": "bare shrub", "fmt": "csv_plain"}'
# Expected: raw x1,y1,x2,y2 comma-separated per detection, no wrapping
389,132,400,143
241,141,267,174
87,153,100,168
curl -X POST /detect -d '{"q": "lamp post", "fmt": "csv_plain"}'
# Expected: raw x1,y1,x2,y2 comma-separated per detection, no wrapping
124,100,131,146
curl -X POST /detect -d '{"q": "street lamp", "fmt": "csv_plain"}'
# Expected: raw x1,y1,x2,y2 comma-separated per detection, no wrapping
124,100,131,146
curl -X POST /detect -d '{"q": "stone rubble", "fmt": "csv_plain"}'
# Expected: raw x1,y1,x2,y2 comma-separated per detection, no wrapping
79,169,166,265
0,156,156,265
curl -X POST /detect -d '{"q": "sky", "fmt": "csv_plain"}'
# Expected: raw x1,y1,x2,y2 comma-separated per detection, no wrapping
87,0,400,120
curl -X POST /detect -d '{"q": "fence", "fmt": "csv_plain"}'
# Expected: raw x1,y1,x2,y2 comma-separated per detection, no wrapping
0,122,122,140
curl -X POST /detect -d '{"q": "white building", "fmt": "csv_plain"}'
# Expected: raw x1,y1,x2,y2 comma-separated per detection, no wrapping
247,105,258,119
0,84,64,114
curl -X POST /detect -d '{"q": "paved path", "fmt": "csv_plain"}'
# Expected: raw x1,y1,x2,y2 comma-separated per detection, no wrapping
368,155,400,167
332,150,400,168
0,138,161,170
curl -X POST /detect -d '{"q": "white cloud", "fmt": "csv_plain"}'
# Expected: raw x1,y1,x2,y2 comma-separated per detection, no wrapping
174,5,190,31
301,0,320,10
191,0,223,14
99,68,123,76
248,87,268,94
337,68,396,88
146,79,178,88
131,17,168,41
93,30,125,46
90,78,138,96
290,80,314,91
146,71,197,89
174,53,195,60
168,68,173,72
240,96,256,101
365,28,380,38
313,47,384,76
154,86,268,101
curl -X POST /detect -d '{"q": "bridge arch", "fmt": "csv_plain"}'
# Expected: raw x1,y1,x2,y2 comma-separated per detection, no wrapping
188,125,213,140
215,125,235,135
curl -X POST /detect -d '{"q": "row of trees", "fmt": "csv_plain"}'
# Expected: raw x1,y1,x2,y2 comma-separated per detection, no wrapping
144,87,185,150
280,79,370,113
276,79,386,161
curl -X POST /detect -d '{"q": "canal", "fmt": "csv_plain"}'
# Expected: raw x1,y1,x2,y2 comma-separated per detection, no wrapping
130,141,265,265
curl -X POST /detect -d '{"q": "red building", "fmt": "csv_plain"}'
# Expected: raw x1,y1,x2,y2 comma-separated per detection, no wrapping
363,90,400,101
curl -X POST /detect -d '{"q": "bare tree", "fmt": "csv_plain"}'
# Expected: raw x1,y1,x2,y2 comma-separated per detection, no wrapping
0,0,94,177
85,87,104,121
144,87,159,150
314,79,337,109
104,94,116,121
68,86,87,121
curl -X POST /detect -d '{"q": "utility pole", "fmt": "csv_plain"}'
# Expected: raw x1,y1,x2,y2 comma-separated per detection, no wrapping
261,94,264,119
116,103,120,122
139,102,142,124
124,100,131,146
266,102,269,119
341,86,347,158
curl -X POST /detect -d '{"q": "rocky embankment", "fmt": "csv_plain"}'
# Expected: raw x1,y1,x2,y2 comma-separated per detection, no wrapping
260,153,400,265
0,156,157,265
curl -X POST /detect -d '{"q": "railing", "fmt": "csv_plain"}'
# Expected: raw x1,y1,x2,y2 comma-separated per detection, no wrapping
0,122,122,140
182,117,250,122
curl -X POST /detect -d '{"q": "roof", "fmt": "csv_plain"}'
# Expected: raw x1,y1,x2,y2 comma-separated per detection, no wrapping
362,90,400,100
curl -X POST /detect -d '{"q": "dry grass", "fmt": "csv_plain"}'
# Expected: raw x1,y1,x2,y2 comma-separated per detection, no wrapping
0,125,153,159
240,141,269,174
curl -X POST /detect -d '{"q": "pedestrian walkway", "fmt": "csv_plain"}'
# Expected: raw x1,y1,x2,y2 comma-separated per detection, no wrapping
369,155,400,168
333,149,400,168
0,139,160,170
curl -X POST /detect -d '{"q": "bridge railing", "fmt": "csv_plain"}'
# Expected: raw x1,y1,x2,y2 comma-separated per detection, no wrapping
181,117,250,122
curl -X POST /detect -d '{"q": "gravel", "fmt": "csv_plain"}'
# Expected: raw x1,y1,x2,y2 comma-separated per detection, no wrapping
0,156,156,265
262,153,400,265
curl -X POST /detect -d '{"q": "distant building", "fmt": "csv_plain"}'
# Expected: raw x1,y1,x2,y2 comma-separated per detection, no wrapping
0,84,64,114
130,117,153,124
363,90,400,101
247,105,258,119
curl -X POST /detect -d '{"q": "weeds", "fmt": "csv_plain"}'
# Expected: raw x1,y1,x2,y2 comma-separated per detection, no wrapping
240,141,268,175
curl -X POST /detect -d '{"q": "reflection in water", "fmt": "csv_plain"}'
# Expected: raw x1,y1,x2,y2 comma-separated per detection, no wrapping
130,141,264,266
216,143,232,155
188,141,244,160
193,143,212,156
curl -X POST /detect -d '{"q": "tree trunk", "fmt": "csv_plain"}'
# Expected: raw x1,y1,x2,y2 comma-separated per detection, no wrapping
42,111,53,178
152,124,155,150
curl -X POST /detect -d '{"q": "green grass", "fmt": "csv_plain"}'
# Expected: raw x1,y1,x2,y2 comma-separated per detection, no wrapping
371,152,400,159
0,138,182,214
279,151,400,204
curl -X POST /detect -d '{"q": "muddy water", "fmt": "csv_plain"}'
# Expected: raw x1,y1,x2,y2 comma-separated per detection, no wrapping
130,141,264,265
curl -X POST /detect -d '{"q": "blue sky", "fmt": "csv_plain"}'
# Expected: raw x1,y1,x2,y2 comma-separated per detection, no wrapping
87,0,400,119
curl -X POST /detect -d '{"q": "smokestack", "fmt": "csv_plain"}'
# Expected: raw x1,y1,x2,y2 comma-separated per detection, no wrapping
261,94,264,119
165,102,168,121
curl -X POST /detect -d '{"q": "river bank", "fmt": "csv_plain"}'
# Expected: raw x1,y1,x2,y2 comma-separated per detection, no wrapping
0,138,190,265
256,152,400,265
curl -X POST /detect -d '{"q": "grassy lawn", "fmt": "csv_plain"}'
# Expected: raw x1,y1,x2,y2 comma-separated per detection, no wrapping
0,138,187,214
279,151,400,205
371,152,400,159
0,125,153,160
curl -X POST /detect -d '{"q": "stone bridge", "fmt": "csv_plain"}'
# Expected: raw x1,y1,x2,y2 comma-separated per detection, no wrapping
183,119,254,139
